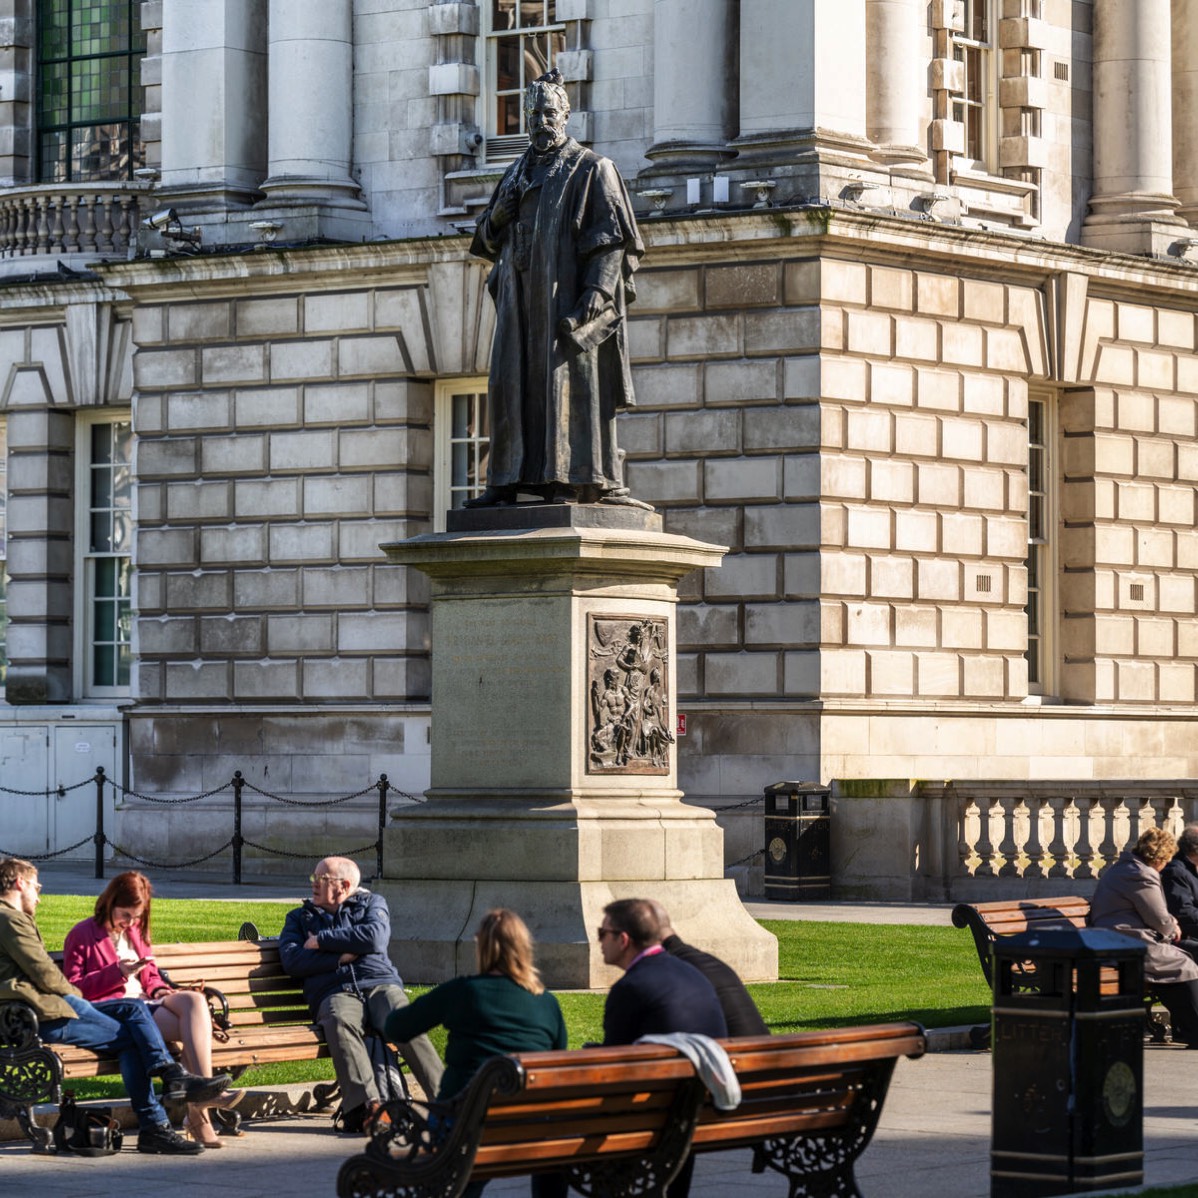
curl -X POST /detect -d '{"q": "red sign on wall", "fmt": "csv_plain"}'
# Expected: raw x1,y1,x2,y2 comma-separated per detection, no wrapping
676,713,687,736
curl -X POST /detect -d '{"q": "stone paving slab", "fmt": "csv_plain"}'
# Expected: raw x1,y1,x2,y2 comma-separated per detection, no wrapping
2,1049,1195,1197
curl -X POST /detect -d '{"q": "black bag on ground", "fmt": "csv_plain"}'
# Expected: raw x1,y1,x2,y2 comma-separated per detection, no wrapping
52,1091,124,1156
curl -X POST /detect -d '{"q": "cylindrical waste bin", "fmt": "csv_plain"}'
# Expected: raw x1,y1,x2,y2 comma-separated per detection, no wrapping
990,926,1145,1197
763,781,830,901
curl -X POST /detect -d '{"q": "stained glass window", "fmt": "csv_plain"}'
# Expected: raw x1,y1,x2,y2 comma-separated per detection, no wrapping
36,0,146,182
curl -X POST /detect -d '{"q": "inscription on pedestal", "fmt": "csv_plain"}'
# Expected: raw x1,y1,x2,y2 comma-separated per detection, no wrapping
587,614,673,775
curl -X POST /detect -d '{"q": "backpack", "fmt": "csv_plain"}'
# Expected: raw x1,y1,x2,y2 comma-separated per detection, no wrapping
52,1091,123,1156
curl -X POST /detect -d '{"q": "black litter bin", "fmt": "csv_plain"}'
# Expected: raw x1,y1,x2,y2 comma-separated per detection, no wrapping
990,926,1145,1197
763,781,830,901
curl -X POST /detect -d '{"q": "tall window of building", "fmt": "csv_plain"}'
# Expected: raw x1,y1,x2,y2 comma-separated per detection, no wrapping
952,0,997,170
78,415,132,695
1024,395,1053,693
484,1,566,160
37,0,147,183
434,381,491,530
0,419,7,689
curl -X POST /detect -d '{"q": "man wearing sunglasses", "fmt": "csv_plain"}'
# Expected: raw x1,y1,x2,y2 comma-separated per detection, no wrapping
279,856,443,1133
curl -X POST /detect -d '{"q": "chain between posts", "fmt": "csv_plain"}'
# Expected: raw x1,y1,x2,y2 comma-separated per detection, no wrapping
0,766,414,885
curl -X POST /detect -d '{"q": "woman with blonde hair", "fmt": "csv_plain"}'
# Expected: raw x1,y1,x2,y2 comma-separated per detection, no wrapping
1090,826,1198,1045
384,908,567,1196
63,871,243,1147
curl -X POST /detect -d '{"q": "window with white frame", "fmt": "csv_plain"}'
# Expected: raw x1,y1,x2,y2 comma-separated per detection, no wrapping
1024,395,1054,694
78,413,132,696
0,419,7,689
483,0,566,160
434,381,491,530
952,0,998,171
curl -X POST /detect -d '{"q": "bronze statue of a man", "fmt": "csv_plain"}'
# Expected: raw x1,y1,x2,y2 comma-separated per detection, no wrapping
467,70,645,508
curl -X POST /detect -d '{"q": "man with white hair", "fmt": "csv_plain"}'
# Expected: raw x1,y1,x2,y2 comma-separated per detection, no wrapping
279,856,443,1132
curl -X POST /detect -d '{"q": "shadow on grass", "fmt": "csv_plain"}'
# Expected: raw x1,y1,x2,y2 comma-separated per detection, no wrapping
767,1005,991,1033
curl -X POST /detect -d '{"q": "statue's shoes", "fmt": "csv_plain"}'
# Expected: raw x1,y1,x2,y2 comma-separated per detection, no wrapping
463,486,517,508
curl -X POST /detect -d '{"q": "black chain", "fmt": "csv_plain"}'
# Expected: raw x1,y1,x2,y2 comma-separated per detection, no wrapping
706,796,765,813
108,839,235,870
240,780,377,807
389,789,426,804
0,776,95,797
240,836,380,860
109,778,234,804
729,847,764,868
0,835,95,861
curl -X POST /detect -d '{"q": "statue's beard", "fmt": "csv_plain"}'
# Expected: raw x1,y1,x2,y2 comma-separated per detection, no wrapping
531,128,566,153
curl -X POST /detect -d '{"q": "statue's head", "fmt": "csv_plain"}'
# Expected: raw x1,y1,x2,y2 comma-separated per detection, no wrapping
525,68,570,153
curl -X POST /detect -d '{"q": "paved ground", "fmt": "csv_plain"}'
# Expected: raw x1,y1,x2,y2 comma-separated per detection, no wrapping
2,1047,1195,1196
15,866,1193,1195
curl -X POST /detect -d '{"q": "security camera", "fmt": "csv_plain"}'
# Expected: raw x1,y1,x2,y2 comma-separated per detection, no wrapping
143,207,179,231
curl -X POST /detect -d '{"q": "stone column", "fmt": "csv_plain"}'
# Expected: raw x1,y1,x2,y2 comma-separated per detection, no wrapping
1172,0,1198,224
4,407,74,704
1083,0,1184,254
378,514,778,988
865,0,928,172
160,0,268,207
258,0,362,209
642,0,738,175
732,0,871,184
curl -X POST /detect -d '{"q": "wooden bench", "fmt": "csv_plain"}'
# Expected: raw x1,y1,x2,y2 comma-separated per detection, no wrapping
0,935,342,1150
337,1021,927,1198
951,897,1170,1045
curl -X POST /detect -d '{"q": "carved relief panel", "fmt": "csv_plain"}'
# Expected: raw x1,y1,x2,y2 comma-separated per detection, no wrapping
586,614,673,775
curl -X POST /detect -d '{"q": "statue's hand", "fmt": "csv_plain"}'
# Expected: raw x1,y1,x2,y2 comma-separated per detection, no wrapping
489,187,518,231
575,288,609,325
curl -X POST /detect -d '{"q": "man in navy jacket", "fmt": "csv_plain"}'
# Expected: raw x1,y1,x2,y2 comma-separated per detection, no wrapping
598,898,726,1198
279,857,443,1130
1163,825,1198,958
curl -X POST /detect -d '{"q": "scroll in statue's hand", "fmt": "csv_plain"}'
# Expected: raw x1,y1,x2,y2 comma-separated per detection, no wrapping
559,289,617,351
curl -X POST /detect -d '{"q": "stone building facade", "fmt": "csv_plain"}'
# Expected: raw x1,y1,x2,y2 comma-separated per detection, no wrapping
1,0,1197,894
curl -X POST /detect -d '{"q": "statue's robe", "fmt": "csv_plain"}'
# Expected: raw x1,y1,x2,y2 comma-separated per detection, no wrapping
471,138,644,493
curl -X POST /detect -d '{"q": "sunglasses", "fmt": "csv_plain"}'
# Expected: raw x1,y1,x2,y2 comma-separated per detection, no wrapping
596,926,621,942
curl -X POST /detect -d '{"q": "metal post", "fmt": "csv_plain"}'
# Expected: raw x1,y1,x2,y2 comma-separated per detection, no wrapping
94,766,107,880
376,774,389,882
232,770,244,885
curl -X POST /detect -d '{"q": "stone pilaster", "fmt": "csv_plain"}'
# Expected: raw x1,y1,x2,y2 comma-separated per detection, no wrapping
865,0,929,175
1172,0,1198,226
257,0,364,218
1082,0,1185,255
641,0,738,177
159,0,267,209
730,0,873,195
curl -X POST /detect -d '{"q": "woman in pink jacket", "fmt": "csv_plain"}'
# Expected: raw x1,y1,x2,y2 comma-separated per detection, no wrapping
63,871,241,1147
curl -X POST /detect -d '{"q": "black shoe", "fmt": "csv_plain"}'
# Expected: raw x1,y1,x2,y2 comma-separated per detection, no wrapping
334,1104,369,1135
158,1063,233,1104
138,1123,204,1155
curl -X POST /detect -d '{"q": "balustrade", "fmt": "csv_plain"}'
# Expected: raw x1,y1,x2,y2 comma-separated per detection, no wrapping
936,781,1198,883
0,184,149,261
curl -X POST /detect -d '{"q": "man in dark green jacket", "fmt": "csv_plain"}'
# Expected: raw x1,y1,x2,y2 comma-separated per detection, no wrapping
0,857,229,1153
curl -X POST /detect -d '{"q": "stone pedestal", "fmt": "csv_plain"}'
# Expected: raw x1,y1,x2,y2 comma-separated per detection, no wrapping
378,510,778,989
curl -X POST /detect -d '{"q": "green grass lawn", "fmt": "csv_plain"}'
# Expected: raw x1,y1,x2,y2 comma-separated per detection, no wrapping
35,897,990,1100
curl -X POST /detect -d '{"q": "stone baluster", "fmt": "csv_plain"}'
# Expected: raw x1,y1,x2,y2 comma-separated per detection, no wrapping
115,196,133,254
973,797,997,878
1072,797,1096,880
1045,796,1071,878
1166,796,1185,837
0,200,12,255
63,195,80,252
33,196,49,253
96,196,114,253
1097,798,1122,869
78,195,97,251
47,197,64,253
997,797,1022,878
1022,797,1048,880
1136,796,1157,840
957,794,974,876
16,198,31,254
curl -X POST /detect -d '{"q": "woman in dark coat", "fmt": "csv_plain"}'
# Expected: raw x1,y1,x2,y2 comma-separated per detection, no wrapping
1161,824,1198,958
1090,827,1198,1045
